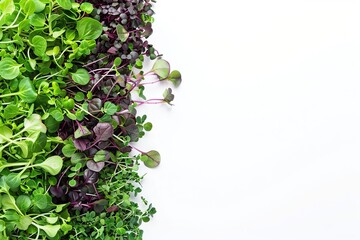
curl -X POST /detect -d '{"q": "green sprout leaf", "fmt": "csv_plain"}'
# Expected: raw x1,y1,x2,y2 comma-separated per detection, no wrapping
80,2,93,14
76,17,103,40
0,58,21,80
74,125,91,139
0,0,15,16
38,224,61,238
17,216,32,230
29,13,45,27
163,88,175,104
168,70,182,86
4,104,20,119
19,0,36,15
62,143,76,157
141,150,161,168
18,77,38,103
24,114,46,133
36,156,63,175
16,195,32,213
103,102,118,115
0,125,13,144
32,36,47,57
33,0,45,12
56,0,72,10
94,150,109,162
152,59,170,80
71,68,90,85
116,24,129,42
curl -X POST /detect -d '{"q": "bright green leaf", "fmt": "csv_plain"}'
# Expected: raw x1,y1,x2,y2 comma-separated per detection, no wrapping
0,125,13,144
0,0,15,16
17,215,32,230
0,58,21,80
151,59,170,80
74,125,91,139
17,77,38,103
50,109,64,122
76,17,103,40
103,102,118,115
56,0,72,10
80,2,93,14
36,156,63,175
62,143,76,157
71,68,90,85
38,224,61,238
24,114,46,133
116,24,129,42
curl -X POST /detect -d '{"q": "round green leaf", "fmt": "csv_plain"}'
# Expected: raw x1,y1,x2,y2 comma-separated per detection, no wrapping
169,70,182,86
76,17,103,40
4,104,19,119
18,77,38,103
68,179,77,187
103,102,118,115
0,58,21,80
16,195,32,213
144,122,153,131
33,0,45,12
71,68,90,85
80,2,93,14
56,0,72,10
37,156,63,175
116,24,129,42
151,59,170,79
94,150,109,162
141,150,161,168
32,35,47,57
50,109,64,122
17,216,32,230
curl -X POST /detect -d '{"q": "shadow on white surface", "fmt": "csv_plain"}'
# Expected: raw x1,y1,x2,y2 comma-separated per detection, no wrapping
138,1,360,239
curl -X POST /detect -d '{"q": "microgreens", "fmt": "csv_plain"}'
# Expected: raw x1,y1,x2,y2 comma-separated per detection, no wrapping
0,0,181,238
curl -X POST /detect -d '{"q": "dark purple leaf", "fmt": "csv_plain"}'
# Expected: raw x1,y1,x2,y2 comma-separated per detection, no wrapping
88,98,102,114
125,124,139,142
69,191,79,202
86,160,105,172
142,23,153,38
120,146,132,153
88,147,98,156
98,141,111,149
73,139,89,151
93,122,114,141
50,186,64,198
84,169,99,184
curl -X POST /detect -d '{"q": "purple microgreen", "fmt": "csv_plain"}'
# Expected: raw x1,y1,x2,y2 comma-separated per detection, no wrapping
93,123,114,142
140,150,161,168
86,160,105,172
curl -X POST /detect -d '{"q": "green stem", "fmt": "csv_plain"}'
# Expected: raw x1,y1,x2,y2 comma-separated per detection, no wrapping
57,46,71,61
0,92,18,98
0,40,17,44
112,134,125,143
75,104,100,120
0,10,22,29
53,55,64,70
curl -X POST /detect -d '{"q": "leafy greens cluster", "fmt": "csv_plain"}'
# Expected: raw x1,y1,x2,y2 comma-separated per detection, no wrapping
0,0,181,239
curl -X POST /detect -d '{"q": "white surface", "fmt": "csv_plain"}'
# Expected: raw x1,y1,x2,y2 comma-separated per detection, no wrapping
138,1,360,239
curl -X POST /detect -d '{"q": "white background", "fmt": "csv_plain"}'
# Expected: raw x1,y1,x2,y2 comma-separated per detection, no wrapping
138,1,360,239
